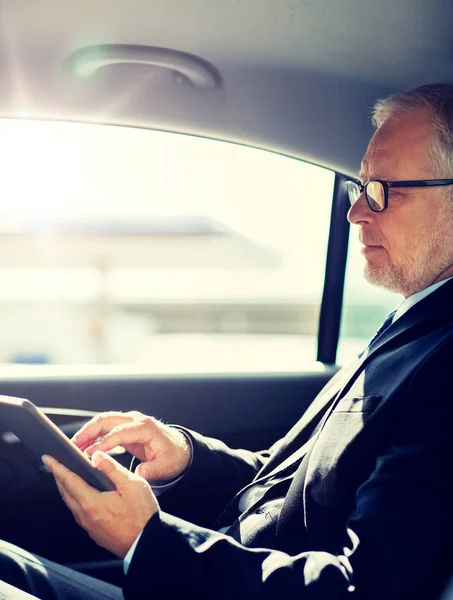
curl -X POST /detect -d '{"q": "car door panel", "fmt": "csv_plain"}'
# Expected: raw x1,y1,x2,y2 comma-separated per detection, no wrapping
0,368,337,450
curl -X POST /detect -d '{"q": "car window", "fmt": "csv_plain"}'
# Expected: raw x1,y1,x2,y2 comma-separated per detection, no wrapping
337,230,400,363
0,119,334,374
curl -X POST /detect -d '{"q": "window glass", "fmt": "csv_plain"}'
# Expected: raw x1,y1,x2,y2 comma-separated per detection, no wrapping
337,228,400,363
0,119,334,373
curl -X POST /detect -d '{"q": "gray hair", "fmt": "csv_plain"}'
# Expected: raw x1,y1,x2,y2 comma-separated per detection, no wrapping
372,83,453,182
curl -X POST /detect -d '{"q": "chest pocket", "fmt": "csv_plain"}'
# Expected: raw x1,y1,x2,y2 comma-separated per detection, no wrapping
307,395,383,506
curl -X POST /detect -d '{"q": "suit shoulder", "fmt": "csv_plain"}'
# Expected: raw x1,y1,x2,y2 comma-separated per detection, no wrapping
408,332,453,397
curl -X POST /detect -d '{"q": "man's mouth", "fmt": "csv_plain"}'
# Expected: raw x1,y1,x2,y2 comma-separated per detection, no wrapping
360,238,383,249
361,244,384,256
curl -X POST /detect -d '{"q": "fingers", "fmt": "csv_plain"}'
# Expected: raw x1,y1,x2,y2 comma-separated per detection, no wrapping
42,455,100,511
135,458,167,482
91,451,134,487
84,418,157,457
72,412,125,447
54,477,82,521
42,454,158,559
72,412,142,449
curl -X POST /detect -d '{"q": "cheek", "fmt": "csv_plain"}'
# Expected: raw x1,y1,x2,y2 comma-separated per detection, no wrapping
379,224,401,256
380,215,419,259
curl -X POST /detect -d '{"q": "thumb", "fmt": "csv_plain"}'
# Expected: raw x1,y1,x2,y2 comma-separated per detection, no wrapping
135,460,166,482
92,451,130,486
135,458,183,483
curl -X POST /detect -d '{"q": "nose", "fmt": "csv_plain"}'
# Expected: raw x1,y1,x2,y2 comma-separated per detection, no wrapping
347,191,373,225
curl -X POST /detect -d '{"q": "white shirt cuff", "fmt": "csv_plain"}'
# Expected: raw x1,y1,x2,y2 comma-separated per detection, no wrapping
123,531,143,574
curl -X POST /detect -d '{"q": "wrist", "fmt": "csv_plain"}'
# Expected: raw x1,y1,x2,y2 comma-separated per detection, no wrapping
173,427,193,474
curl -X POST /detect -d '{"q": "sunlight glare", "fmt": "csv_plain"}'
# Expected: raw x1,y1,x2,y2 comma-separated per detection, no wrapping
0,119,91,223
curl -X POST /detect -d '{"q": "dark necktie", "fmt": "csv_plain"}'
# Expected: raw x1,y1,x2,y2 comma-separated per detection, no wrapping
367,309,397,347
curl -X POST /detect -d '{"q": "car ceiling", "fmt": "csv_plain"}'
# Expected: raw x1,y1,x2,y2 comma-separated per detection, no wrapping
1,0,452,176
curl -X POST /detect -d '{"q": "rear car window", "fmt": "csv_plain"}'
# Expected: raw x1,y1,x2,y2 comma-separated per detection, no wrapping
0,119,334,374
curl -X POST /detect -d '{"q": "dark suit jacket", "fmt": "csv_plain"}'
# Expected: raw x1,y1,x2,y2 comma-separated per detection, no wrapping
124,279,453,600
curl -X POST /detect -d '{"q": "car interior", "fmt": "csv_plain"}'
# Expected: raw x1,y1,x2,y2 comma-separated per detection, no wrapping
0,0,452,595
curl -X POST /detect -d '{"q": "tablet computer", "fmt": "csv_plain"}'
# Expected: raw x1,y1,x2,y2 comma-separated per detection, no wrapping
0,395,115,492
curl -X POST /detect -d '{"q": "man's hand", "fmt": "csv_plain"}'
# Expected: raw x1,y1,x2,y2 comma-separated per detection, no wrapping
42,451,159,558
71,411,191,483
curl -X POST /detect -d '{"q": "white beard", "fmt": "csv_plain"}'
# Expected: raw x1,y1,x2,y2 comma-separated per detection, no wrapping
364,207,453,297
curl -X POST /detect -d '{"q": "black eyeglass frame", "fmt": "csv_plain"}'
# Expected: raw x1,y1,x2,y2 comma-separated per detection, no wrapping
345,178,453,212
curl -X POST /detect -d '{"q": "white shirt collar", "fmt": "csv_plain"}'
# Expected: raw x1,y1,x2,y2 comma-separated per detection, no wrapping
392,276,453,323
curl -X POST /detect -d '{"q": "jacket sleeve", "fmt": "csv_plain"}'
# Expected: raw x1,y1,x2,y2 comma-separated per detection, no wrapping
157,427,269,527
125,342,453,600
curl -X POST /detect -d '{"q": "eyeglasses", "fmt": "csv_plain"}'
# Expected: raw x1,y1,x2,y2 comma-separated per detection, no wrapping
345,179,453,212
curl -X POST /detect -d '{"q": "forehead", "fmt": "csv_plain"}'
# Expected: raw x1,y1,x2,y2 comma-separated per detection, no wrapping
361,108,435,180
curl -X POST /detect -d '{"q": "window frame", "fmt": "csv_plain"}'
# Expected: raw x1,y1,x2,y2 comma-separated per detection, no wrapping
316,173,350,365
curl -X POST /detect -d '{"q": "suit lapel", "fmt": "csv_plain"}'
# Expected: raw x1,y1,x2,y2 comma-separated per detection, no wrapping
260,336,383,480
256,360,361,479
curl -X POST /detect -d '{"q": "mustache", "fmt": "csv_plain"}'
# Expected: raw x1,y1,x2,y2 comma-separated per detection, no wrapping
359,234,382,246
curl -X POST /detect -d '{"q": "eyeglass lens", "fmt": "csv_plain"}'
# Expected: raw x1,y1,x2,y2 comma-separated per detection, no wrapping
365,181,385,211
346,181,385,212
345,181,360,205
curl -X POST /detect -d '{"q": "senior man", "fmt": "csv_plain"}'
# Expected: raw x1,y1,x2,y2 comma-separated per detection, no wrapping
1,82,453,600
